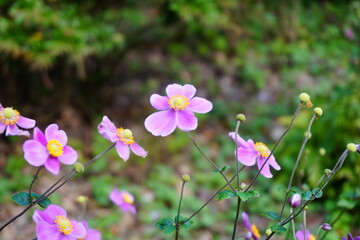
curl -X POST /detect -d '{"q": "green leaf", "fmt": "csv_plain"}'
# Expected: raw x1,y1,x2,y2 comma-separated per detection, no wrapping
312,188,323,198
301,190,312,200
213,165,230,173
236,190,260,201
337,198,356,209
175,216,193,230
156,218,176,234
271,224,287,233
262,211,280,221
31,193,51,208
11,192,31,206
216,190,236,201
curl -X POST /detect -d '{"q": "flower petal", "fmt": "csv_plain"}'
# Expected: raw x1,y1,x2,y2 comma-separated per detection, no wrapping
34,127,47,146
109,189,123,206
166,83,184,97
144,110,177,137
33,209,53,223
242,212,251,230
57,146,78,165
43,204,67,219
97,116,118,142
130,142,148,158
23,140,48,166
257,157,273,178
120,203,136,214
115,142,130,161
229,132,251,148
17,116,36,129
44,157,61,175
69,221,86,238
188,97,213,113
182,84,197,98
177,109,197,132
268,155,281,170
0,123,6,134
36,221,61,240
150,94,169,110
45,124,68,145
6,124,30,137
237,147,257,166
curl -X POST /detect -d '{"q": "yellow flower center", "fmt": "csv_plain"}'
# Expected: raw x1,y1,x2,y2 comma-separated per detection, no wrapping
47,139,64,157
123,193,134,204
251,224,261,238
0,107,20,125
254,142,270,158
54,215,73,235
309,235,316,240
116,128,134,145
168,95,190,111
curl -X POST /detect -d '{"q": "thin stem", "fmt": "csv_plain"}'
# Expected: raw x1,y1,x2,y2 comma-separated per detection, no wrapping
319,209,345,240
303,210,307,240
28,167,42,201
175,181,186,240
234,120,241,190
290,208,296,240
231,198,242,240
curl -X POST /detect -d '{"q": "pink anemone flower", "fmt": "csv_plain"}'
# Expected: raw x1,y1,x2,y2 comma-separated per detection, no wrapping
79,221,101,240
242,212,261,240
33,204,86,240
109,189,136,214
0,103,35,137
229,132,281,178
98,116,148,161
144,83,213,137
23,124,78,175
295,225,316,240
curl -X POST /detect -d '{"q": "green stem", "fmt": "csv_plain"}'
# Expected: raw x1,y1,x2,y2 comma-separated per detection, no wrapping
28,167,42,201
175,181,186,240
231,198,242,240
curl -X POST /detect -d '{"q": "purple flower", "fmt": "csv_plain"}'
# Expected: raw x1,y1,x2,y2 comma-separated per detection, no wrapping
242,212,261,240
23,124,78,175
79,221,101,240
342,234,360,240
289,193,301,208
0,103,35,137
98,116,148,161
295,226,315,240
33,204,86,240
229,132,281,178
344,28,355,40
144,83,213,137
109,189,136,214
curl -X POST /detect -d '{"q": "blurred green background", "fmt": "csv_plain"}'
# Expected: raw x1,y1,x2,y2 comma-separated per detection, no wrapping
0,0,359,239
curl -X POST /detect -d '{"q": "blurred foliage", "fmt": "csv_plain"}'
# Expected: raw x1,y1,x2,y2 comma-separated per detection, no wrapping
0,0,359,239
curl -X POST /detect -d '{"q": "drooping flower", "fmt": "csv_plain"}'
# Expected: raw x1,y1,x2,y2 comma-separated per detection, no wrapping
97,116,148,161
342,234,360,240
33,204,86,240
295,226,316,240
229,132,281,178
77,221,101,240
144,83,213,137
242,212,261,240
23,124,78,175
109,189,136,214
0,103,35,137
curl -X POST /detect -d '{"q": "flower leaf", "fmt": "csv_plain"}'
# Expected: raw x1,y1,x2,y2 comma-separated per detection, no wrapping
213,165,230,173
262,211,280,221
312,188,323,198
270,224,287,233
216,190,236,201
11,192,31,206
156,218,176,234
31,192,51,208
301,190,312,200
236,190,260,201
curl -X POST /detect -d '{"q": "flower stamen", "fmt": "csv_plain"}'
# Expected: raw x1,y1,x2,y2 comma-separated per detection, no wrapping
54,215,73,235
309,235,316,240
251,224,261,238
116,128,134,145
168,95,190,111
254,142,270,158
123,193,134,204
47,139,64,157
0,107,20,125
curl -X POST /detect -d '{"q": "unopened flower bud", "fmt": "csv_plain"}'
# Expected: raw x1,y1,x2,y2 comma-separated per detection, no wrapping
304,131,312,139
289,193,301,208
319,148,326,156
181,174,191,182
321,223,331,231
266,229,272,236
314,107,323,116
240,183,247,190
299,93,310,103
74,162,85,173
357,144,360,154
347,143,357,152
324,169,332,176
236,114,246,122
304,205,308,210
76,195,88,203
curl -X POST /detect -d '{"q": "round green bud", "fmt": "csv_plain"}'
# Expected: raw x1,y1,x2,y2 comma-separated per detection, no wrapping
240,183,247,190
74,162,85,173
299,93,310,103
76,195,88,203
347,143,357,152
304,205,309,210
324,169,332,177
236,114,246,122
304,131,312,139
266,229,272,236
319,148,326,156
181,174,191,182
314,107,323,116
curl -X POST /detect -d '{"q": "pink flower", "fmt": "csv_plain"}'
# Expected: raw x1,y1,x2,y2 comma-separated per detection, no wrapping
109,189,136,214
229,132,281,178
79,221,101,240
295,226,315,240
33,204,86,240
242,212,261,240
144,83,213,137
23,124,78,175
97,116,148,161
0,103,35,137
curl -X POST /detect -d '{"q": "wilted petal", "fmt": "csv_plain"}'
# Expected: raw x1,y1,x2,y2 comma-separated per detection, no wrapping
144,110,177,137
23,140,48,166
130,142,148,158
177,109,197,132
150,94,169,110
44,157,60,175
237,147,257,166
57,146,78,165
97,116,118,142
115,141,130,161
188,97,213,113
17,116,36,129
